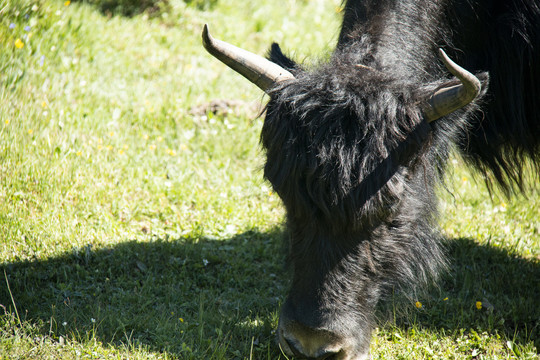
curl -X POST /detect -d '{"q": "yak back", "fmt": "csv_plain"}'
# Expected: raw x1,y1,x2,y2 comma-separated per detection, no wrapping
337,0,540,194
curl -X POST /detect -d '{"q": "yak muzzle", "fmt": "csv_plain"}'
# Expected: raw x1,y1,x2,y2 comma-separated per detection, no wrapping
277,312,371,360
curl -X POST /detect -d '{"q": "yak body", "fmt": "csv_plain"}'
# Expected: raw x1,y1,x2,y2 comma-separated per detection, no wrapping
261,0,539,358
204,0,540,358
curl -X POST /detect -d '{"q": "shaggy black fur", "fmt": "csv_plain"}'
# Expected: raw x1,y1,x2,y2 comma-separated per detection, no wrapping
446,0,540,193
258,0,539,357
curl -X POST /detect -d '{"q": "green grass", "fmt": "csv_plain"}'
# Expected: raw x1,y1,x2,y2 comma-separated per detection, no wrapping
0,0,538,359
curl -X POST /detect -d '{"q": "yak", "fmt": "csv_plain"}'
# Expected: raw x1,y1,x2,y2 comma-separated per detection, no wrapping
202,0,540,359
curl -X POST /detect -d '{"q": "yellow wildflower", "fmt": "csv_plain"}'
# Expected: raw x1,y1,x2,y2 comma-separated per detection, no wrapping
64,0,71,6
415,301,422,309
76,151,82,156
149,144,156,150
15,39,24,49
443,297,449,301
179,318,184,323
476,301,482,310
5,119,10,125
28,129,33,135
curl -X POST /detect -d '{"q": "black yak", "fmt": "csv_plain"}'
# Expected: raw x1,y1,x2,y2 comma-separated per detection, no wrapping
202,0,540,358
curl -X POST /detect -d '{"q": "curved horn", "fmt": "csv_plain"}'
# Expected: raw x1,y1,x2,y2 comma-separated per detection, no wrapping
423,49,482,122
202,24,295,92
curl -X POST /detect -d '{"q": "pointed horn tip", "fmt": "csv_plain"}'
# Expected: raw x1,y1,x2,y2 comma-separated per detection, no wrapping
437,48,448,61
437,48,481,93
437,48,459,75
202,24,211,48
423,49,482,122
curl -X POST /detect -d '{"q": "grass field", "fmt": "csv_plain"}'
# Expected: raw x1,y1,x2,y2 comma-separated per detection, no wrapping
0,0,538,359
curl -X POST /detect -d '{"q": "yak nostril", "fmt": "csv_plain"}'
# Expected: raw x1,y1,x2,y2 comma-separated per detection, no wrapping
284,338,303,357
316,350,340,360
283,337,340,359
279,315,345,359
282,334,341,359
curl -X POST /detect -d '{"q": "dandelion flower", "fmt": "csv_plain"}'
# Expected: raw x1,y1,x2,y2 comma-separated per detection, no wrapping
28,129,33,135
476,301,482,310
64,0,71,6
4,120,10,125
443,297,449,301
415,301,422,309
15,39,24,49
179,318,184,323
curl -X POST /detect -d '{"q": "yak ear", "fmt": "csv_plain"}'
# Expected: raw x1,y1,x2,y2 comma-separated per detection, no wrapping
268,43,301,74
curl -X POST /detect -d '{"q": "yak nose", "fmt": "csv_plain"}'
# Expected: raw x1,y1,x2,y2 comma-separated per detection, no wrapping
278,320,344,359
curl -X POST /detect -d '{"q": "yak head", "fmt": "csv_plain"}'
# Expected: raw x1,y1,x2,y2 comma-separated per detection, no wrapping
202,25,483,360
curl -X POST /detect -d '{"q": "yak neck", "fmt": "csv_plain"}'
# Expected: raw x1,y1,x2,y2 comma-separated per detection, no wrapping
337,0,447,82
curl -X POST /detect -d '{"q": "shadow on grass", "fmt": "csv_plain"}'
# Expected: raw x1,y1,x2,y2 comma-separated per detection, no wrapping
1,234,538,357
0,229,289,359
382,237,539,351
